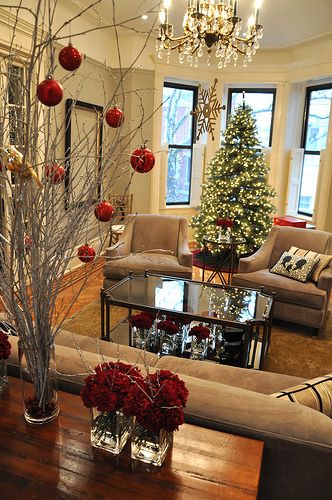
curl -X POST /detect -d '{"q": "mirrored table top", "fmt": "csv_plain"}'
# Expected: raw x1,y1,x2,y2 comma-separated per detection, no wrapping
104,274,273,325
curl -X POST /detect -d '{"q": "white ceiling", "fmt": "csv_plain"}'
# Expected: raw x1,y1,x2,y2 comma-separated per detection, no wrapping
72,0,332,49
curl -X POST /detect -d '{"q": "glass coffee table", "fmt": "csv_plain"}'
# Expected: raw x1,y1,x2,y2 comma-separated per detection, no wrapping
100,272,274,369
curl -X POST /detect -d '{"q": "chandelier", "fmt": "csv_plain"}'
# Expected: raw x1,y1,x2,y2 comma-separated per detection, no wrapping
156,0,263,68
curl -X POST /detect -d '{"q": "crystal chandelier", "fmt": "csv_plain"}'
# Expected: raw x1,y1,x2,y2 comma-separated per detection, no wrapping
156,0,263,68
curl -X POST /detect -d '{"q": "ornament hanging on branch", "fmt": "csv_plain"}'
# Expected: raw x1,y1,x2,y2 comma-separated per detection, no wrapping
105,106,124,128
191,78,224,141
46,163,65,184
77,244,96,263
58,43,83,71
94,201,114,222
0,145,42,188
130,142,155,173
37,76,63,106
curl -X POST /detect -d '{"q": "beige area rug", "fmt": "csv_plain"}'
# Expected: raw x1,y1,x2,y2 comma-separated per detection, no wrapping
63,300,332,380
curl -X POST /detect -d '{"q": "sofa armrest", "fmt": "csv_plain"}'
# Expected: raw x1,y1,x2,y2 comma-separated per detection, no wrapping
105,241,124,259
177,217,193,268
238,227,277,273
317,262,332,294
178,243,193,268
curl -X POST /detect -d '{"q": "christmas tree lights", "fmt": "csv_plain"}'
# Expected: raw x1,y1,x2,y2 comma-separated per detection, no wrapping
191,104,277,255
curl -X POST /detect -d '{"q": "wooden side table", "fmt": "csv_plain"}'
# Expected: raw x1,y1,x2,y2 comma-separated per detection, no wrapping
0,377,264,499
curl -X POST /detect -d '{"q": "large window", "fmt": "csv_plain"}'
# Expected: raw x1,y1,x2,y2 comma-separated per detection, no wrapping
227,88,276,147
162,83,197,205
298,84,332,216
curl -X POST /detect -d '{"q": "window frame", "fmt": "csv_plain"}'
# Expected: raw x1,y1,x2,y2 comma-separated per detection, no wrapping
298,83,332,217
163,81,198,206
227,87,276,147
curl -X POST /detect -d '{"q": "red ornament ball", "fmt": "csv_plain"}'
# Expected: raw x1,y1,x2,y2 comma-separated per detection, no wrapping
94,201,114,222
59,44,82,71
105,106,124,128
37,78,63,106
130,145,155,173
77,244,96,263
46,163,65,184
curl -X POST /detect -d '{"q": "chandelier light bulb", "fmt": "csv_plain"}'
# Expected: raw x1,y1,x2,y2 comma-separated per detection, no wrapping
157,0,263,67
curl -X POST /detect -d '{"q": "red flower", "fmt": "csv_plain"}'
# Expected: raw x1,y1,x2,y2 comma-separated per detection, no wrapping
157,320,180,335
189,325,210,340
165,314,191,326
80,361,142,413
129,312,154,330
215,218,234,228
123,370,189,433
0,331,11,360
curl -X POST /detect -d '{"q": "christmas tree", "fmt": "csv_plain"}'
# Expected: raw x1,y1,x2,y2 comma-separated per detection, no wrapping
191,103,277,255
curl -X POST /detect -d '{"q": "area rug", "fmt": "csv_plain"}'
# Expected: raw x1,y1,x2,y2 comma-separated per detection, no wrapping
63,299,332,380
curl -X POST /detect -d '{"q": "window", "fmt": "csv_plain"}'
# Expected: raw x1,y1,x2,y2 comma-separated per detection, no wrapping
7,63,25,145
227,88,276,147
298,84,332,216
162,82,197,205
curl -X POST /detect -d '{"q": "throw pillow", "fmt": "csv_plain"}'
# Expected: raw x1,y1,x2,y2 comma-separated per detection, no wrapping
288,246,332,282
269,251,319,282
270,374,332,417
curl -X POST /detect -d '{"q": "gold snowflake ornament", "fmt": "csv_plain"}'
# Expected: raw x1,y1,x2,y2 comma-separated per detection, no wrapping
191,78,224,141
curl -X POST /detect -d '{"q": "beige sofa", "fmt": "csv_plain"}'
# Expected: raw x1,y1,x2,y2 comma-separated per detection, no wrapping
7,331,332,500
232,225,332,334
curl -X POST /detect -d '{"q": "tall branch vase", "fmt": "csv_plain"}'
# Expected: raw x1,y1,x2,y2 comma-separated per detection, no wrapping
19,340,59,424
0,359,8,393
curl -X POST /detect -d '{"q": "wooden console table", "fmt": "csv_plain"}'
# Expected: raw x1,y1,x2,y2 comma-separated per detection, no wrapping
0,377,264,499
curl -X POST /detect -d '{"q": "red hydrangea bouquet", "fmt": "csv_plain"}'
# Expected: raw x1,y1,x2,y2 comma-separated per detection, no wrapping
189,325,210,340
189,325,210,361
81,361,143,454
0,330,11,393
123,369,189,465
157,320,180,335
215,218,234,228
129,312,154,330
0,330,11,360
157,320,180,356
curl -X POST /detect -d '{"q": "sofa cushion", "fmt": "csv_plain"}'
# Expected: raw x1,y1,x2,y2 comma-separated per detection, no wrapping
157,355,305,394
270,374,332,417
232,269,326,309
104,253,192,279
288,246,332,282
270,251,319,282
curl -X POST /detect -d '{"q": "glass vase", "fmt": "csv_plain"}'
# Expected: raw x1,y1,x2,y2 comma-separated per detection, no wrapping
218,226,232,242
131,422,173,466
132,326,149,350
159,332,176,356
19,341,59,424
190,336,208,360
91,408,132,454
0,359,8,393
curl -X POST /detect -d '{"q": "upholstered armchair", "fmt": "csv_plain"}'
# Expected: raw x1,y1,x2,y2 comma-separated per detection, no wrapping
232,225,332,335
103,214,193,288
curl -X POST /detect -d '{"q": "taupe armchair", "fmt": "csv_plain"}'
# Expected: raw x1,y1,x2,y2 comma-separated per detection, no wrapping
103,214,193,288
232,225,332,335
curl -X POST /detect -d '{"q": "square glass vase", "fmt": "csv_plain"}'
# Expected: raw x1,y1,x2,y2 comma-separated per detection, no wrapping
131,422,173,466
90,408,132,454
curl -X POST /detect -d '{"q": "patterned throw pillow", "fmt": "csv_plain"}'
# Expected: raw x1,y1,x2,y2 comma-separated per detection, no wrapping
270,374,332,417
270,251,320,282
288,246,332,282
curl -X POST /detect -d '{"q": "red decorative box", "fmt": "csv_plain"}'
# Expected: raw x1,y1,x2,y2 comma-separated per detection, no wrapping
273,216,307,228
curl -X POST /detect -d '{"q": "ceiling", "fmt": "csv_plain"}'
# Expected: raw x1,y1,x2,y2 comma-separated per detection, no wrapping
72,0,332,49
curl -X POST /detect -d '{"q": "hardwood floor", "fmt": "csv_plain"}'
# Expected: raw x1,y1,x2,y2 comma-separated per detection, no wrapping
55,253,218,321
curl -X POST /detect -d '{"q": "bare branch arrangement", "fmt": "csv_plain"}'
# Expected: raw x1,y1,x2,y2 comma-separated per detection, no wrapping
0,0,158,422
